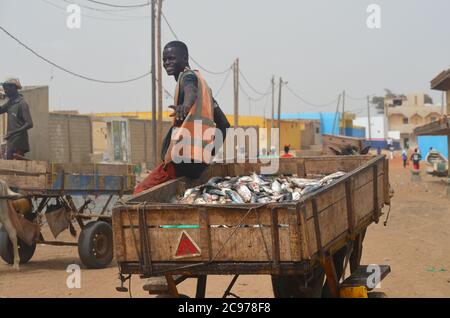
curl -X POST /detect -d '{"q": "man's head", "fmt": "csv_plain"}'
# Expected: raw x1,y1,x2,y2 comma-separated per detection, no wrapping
1,78,22,98
414,148,418,153
163,41,189,78
284,144,290,154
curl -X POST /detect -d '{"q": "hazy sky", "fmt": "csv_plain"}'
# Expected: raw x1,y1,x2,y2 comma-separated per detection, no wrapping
1,0,449,117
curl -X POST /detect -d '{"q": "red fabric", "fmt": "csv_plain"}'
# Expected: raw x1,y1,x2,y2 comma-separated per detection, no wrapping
281,153,294,158
413,162,419,170
133,162,177,195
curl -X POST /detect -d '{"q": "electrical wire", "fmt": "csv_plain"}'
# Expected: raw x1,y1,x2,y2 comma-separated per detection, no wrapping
0,25,151,83
214,68,232,98
60,0,145,12
40,0,148,21
346,94,367,101
161,11,232,76
285,84,339,108
239,69,267,96
85,0,150,8
239,82,270,102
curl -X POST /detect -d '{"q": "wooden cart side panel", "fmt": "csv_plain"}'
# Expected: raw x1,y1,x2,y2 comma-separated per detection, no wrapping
303,157,371,175
112,209,126,262
0,160,47,189
130,178,186,203
209,227,293,262
120,208,200,226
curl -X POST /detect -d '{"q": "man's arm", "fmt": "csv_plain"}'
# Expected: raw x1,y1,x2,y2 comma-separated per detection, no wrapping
5,101,33,139
0,103,9,115
169,73,198,122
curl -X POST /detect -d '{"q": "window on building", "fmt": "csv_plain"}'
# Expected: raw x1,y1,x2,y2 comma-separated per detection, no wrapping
403,117,409,124
316,127,320,134
430,117,437,122
393,99,403,106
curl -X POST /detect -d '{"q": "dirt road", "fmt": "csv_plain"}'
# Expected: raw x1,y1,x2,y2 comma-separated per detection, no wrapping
1,157,450,298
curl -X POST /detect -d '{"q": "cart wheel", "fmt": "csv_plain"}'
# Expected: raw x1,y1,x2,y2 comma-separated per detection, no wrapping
272,267,324,298
78,221,113,269
368,291,387,298
0,227,36,265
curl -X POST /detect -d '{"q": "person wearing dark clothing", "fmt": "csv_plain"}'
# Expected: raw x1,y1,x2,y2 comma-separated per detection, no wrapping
134,41,230,194
411,148,422,170
0,78,33,160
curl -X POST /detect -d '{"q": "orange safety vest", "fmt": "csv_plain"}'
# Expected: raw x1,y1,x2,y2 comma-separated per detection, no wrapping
164,69,216,164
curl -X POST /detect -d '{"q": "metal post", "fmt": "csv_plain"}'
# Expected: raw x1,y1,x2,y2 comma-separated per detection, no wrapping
151,0,157,166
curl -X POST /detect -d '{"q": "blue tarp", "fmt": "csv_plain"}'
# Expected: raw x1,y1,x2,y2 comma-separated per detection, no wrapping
417,136,448,159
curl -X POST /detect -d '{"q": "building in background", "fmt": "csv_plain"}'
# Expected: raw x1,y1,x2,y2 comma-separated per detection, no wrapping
386,92,442,149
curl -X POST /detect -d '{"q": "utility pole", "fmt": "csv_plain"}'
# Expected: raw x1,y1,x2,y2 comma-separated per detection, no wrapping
442,91,445,115
367,95,372,141
233,58,239,127
271,75,275,129
277,77,283,129
156,0,163,162
151,0,157,166
341,90,346,135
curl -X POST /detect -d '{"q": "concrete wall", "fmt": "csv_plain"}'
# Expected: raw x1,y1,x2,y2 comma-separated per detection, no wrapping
48,113,93,163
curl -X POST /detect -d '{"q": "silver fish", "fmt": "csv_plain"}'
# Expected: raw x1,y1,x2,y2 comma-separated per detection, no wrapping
194,198,207,204
271,180,282,193
237,185,252,203
238,176,253,183
319,171,346,185
292,191,301,201
225,189,244,204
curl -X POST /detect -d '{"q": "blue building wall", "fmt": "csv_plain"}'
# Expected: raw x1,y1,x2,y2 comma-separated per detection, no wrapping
281,112,341,135
417,136,448,159
344,127,365,138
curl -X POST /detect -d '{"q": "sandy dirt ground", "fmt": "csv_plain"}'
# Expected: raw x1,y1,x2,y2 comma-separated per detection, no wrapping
1,155,450,298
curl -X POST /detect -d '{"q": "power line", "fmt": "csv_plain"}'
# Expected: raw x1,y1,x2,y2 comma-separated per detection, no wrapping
60,0,144,12
285,84,339,108
239,82,270,102
346,94,366,101
85,0,150,8
0,25,151,83
40,0,147,21
161,10,232,76
214,68,232,98
239,69,267,96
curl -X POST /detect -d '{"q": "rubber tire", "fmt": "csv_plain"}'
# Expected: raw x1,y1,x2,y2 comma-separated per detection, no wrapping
368,292,387,298
0,226,36,265
78,221,113,269
272,267,325,298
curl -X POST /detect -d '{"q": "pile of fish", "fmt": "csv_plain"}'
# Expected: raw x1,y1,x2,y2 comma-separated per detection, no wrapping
174,171,346,205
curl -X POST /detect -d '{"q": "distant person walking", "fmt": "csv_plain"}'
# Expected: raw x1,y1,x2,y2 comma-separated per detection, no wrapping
377,147,382,155
410,148,422,170
280,144,294,158
401,149,408,168
388,144,395,160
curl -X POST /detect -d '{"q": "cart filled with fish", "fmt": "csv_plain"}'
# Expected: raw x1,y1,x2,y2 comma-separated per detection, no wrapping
112,155,392,298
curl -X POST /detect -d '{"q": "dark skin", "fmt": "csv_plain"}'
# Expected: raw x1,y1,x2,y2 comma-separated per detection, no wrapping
163,46,198,124
0,83,33,141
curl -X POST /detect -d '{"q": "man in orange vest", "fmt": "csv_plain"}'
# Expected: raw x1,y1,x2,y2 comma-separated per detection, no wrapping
134,41,229,194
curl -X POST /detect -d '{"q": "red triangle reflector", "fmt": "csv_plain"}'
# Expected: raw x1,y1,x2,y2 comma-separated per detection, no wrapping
174,231,201,259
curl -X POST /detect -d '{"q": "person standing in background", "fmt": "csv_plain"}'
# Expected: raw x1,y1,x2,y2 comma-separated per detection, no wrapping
402,148,408,168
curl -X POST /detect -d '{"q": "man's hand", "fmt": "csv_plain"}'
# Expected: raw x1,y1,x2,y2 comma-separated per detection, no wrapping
4,133,11,141
168,105,191,121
